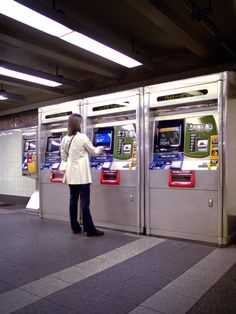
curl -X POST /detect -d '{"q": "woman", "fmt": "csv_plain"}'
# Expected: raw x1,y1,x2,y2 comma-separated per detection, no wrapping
61,113,104,237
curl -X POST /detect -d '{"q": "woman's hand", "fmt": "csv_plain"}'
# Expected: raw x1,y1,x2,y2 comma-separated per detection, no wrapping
99,146,105,154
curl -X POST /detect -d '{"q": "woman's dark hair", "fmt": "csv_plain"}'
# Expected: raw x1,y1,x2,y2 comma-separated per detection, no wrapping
67,113,83,136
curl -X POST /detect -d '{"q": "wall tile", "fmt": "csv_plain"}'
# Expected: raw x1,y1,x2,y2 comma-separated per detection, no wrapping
0,130,35,197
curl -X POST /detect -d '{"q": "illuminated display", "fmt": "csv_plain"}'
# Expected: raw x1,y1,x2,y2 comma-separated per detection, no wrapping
93,104,125,111
158,126,181,148
157,89,208,102
95,131,113,150
24,141,36,151
45,111,72,119
47,137,61,152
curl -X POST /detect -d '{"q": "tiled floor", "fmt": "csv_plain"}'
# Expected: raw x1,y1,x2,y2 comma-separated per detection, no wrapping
0,206,236,314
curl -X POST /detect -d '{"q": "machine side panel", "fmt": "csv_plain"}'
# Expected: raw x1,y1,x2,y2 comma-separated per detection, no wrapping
226,98,236,215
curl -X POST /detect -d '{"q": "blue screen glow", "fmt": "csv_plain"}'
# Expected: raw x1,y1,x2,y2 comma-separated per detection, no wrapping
47,137,61,152
95,132,112,149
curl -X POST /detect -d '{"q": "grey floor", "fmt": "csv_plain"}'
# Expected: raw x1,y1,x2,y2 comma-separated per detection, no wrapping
0,206,236,314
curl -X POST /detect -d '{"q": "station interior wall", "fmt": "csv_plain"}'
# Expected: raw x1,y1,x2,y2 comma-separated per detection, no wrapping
0,129,36,200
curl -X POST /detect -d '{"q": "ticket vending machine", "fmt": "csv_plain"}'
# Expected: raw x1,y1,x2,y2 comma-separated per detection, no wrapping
83,89,142,233
144,74,226,244
22,127,39,212
38,100,81,220
22,128,37,177
44,134,64,182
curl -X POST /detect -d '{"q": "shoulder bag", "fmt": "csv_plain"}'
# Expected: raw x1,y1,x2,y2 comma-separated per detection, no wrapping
62,135,75,183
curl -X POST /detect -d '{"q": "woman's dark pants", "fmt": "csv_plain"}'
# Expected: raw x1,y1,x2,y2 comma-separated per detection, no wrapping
69,184,95,233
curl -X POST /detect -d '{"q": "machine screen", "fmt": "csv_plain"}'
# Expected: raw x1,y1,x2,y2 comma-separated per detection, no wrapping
24,141,36,151
159,126,181,148
95,131,113,150
47,137,61,153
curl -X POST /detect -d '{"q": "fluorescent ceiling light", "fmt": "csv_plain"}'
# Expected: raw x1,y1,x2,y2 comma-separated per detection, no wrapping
0,89,25,101
0,67,62,87
0,95,8,100
0,0,142,68
1,0,71,37
61,31,142,68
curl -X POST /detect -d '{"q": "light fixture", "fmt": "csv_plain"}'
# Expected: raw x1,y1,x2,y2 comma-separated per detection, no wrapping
0,84,25,101
0,0,71,37
0,91,25,101
0,84,8,100
0,0,142,68
0,66,62,87
61,32,142,68
0,94,8,100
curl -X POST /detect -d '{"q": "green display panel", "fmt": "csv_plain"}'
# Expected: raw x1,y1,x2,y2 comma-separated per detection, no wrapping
184,115,218,158
113,124,136,160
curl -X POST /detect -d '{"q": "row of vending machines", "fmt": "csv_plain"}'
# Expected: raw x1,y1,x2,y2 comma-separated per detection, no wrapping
23,72,236,246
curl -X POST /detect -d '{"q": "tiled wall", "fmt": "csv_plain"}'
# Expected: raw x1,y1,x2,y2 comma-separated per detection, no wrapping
0,129,36,197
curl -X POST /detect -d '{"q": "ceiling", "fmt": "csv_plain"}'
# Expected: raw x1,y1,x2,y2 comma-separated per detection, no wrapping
0,0,235,116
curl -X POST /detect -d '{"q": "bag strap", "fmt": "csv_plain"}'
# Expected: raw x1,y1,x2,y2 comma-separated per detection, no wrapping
67,135,75,155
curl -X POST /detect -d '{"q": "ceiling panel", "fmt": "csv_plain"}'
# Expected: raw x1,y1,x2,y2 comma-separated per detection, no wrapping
0,0,235,115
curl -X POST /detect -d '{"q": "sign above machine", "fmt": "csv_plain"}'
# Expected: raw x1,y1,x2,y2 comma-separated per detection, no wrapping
85,90,139,117
148,83,218,108
40,100,81,124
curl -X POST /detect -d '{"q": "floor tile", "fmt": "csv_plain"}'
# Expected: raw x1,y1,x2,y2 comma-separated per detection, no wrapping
0,288,40,314
142,290,195,314
21,276,71,297
0,279,15,294
129,306,163,314
12,298,76,314
163,268,221,299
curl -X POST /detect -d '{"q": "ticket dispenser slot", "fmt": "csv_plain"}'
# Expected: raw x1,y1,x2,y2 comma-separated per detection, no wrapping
168,170,195,187
100,170,120,185
50,170,65,183
50,162,65,183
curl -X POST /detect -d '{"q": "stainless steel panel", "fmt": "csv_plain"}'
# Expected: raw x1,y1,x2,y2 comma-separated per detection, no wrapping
217,75,224,244
149,170,219,190
91,169,137,187
149,188,219,241
225,81,236,216
41,183,70,221
138,87,145,231
40,169,52,183
90,185,137,230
